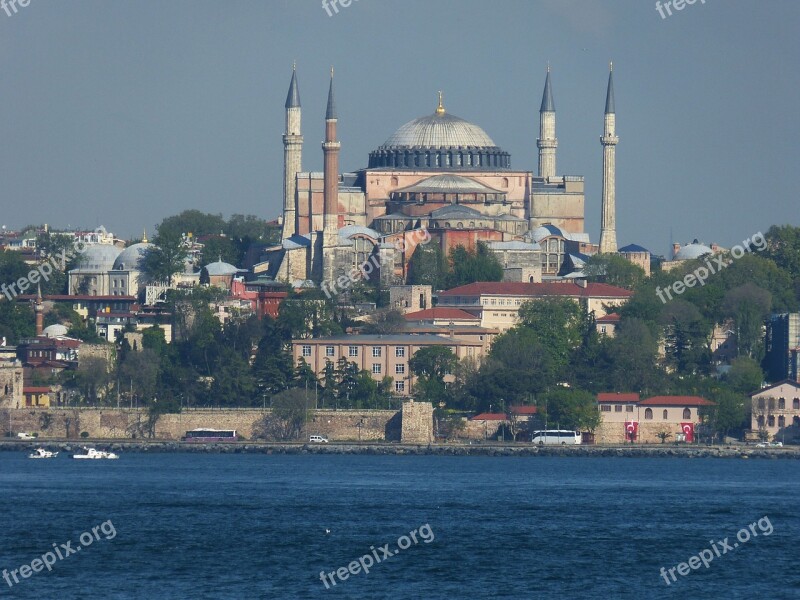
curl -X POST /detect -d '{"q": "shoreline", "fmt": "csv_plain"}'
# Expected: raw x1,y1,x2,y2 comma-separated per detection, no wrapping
2,440,798,459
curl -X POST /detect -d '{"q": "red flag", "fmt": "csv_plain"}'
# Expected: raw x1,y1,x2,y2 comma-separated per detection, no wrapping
624,421,638,442
681,422,694,443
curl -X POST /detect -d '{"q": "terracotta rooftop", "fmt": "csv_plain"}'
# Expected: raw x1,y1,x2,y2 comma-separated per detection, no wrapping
510,405,538,415
597,392,640,403
596,313,622,323
470,412,508,421
639,396,715,406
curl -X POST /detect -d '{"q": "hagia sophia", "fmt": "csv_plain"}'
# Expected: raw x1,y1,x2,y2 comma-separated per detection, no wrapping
258,63,649,288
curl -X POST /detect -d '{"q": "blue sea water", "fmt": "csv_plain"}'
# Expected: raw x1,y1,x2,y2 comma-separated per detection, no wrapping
0,452,798,599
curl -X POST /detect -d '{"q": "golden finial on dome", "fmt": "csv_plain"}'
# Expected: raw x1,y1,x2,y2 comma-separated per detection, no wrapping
436,91,445,115
609,61,613,72
142,228,148,243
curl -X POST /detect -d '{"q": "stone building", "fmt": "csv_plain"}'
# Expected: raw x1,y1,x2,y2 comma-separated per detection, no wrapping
0,359,24,409
750,380,800,442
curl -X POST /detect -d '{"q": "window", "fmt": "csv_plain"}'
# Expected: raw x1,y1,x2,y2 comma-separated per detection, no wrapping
395,347,405,358
778,416,785,427
644,408,653,420
395,364,405,375
626,405,634,412
614,405,622,412
349,346,358,357
302,345,311,357
778,398,785,409
326,346,335,357
682,408,691,419
372,347,382,358
395,381,405,392
757,415,765,427
372,364,382,374
768,398,776,410
600,405,611,412
758,398,765,410
794,398,800,410
663,410,668,420
768,415,775,427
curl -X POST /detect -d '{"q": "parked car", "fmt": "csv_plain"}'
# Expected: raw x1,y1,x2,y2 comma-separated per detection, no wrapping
17,432,35,440
770,441,783,447
309,435,328,443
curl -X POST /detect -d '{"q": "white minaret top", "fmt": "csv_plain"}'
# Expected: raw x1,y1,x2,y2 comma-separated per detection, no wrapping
282,64,303,239
537,66,557,179
599,64,618,254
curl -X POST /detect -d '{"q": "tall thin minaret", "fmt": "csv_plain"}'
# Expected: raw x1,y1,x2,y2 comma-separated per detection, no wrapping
34,285,44,337
322,68,340,282
282,63,303,239
537,65,557,179
599,63,619,254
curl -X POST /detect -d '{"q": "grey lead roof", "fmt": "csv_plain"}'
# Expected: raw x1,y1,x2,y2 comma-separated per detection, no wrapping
540,70,555,112
379,112,497,149
326,72,337,120
605,70,615,114
285,68,301,109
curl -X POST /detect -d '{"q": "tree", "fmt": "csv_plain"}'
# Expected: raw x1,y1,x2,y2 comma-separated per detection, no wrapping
721,284,771,359
583,254,646,289
409,346,458,405
140,231,188,286
656,430,673,444
538,388,600,432
446,243,503,288
407,243,447,289
363,309,406,334
517,298,584,377
605,318,662,394
258,388,313,440
725,357,763,394
701,389,747,439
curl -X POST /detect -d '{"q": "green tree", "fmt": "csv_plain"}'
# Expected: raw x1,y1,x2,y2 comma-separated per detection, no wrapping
583,254,646,289
407,243,447,289
140,231,188,286
446,242,503,288
538,388,600,432
270,388,313,440
409,346,458,405
725,356,763,394
722,284,771,359
701,389,747,439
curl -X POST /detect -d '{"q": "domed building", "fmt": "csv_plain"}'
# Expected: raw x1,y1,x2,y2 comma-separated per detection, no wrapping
263,66,621,287
68,238,156,298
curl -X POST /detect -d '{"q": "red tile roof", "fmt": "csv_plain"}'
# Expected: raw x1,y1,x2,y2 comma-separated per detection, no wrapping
639,396,715,406
23,387,51,393
510,405,538,415
439,281,632,299
596,313,621,323
597,392,640,403
470,412,508,421
404,308,479,321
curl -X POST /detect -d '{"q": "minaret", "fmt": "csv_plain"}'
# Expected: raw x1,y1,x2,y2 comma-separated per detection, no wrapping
282,63,303,239
537,65,557,179
599,63,619,254
34,285,44,336
322,68,341,282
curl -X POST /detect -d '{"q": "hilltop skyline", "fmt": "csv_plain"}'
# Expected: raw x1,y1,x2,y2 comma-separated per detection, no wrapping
1,0,798,255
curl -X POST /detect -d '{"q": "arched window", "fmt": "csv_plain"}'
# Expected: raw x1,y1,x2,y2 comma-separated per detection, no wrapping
757,415,765,427
768,415,775,427
457,222,463,229
644,408,653,420
502,177,509,188
778,416,785,427
682,408,691,420
778,397,785,409
391,176,399,187
662,410,668,420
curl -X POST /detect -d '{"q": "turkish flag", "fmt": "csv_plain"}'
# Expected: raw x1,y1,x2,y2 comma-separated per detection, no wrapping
624,421,638,441
681,422,694,443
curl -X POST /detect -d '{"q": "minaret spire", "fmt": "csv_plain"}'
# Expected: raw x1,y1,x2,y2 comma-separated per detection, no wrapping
322,67,341,283
537,66,557,179
34,284,44,336
599,64,619,254
282,64,303,240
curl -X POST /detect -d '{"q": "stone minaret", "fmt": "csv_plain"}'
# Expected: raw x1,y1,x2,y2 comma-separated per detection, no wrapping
282,64,303,240
34,285,44,336
537,65,557,179
322,68,340,282
599,63,619,254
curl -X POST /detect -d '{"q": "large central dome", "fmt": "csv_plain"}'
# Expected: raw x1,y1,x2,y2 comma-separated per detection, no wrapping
381,112,497,148
368,96,510,170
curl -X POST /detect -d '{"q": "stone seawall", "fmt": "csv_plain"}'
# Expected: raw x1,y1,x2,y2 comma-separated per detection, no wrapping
0,406,414,442
1,440,797,459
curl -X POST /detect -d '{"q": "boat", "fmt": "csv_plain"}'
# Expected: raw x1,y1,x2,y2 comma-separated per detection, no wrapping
72,447,119,460
28,448,58,459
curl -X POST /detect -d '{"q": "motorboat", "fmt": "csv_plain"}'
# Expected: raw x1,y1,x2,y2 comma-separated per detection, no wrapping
72,447,119,460
28,448,58,459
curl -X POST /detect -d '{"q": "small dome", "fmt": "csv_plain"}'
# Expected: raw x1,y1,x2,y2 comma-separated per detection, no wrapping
43,324,68,338
674,243,712,260
203,260,239,276
74,245,122,272
113,243,154,271
529,224,564,242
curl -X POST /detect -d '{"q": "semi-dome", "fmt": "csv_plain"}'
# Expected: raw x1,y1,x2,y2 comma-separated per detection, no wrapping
43,324,68,338
674,243,712,261
203,260,239,276
74,244,122,272
368,96,510,170
113,243,154,271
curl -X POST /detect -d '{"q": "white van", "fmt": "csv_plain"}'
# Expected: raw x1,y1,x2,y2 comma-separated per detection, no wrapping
309,435,328,443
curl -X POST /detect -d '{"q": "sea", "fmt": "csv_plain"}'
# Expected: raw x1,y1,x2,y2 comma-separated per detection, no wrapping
0,452,798,599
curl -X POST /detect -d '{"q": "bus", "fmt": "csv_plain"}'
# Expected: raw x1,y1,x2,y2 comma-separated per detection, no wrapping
183,429,238,442
531,430,581,446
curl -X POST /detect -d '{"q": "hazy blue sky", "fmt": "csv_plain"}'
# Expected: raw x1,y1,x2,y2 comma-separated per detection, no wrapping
1,0,798,255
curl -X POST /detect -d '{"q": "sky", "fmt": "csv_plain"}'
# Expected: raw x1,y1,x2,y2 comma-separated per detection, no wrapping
0,0,798,256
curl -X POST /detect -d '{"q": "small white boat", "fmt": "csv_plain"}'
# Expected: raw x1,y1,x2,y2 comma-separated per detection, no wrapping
29,448,58,459
72,447,119,460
